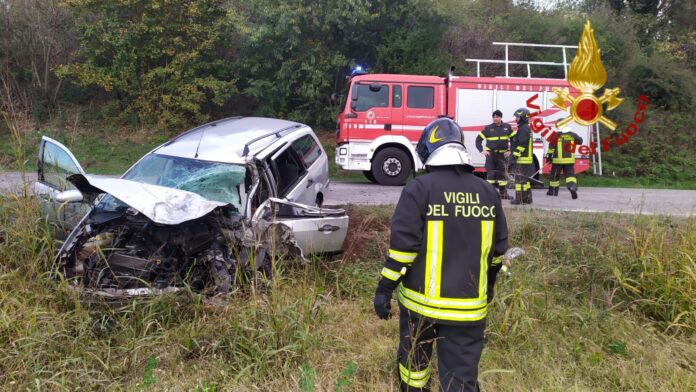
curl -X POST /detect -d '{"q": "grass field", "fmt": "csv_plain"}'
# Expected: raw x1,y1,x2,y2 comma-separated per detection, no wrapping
0,189,694,390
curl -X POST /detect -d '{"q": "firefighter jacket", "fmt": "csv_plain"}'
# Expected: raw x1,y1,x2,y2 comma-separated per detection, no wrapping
511,123,533,164
475,122,513,153
548,131,583,165
378,166,509,325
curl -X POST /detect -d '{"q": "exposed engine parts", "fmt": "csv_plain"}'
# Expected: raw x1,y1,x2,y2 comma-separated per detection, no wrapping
58,206,296,298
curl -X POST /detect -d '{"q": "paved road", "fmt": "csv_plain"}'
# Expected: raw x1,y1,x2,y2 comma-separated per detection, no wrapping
2,172,695,216
325,181,696,217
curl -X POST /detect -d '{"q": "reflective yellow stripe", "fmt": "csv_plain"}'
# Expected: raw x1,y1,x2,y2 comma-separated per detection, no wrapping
515,184,522,191
424,220,443,299
516,146,525,152
566,177,577,183
478,133,488,140
381,267,402,281
398,292,488,321
523,183,531,191
492,255,503,266
550,181,560,187
499,181,507,185
486,179,496,184
513,152,521,158
399,363,430,380
479,221,493,298
388,249,417,264
399,285,486,308
487,136,509,141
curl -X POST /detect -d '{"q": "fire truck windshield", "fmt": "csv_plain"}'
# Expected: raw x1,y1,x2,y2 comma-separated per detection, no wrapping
350,83,389,112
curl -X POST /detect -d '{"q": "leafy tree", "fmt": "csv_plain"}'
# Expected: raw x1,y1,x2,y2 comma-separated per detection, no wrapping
58,0,239,127
232,0,448,127
0,0,75,118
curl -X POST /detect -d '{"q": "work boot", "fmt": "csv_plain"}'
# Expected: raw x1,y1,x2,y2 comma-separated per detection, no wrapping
510,191,524,205
546,185,554,196
568,183,578,199
553,186,559,196
524,189,533,204
499,185,510,200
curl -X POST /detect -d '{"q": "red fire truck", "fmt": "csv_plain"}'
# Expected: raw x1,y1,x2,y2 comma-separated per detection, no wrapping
334,43,596,185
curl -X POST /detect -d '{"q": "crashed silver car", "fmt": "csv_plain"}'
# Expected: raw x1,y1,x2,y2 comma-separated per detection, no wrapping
34,117,349,297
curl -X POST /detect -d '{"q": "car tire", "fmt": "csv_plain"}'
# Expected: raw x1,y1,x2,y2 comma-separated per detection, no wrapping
363,170,377,183
371,148,412,186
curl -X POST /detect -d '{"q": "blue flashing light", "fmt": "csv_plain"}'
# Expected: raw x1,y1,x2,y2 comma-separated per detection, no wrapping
351,65,367,76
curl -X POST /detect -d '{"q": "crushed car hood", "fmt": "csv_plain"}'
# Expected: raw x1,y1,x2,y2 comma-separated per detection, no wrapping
68,174,228,225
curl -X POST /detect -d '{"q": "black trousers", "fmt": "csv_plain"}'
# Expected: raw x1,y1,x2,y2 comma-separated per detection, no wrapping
549,163,576,188
484,152,508,187
512,162,534,193
398,306,486,392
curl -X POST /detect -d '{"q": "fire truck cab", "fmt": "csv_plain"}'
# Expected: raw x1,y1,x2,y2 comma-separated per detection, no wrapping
335,43,596,186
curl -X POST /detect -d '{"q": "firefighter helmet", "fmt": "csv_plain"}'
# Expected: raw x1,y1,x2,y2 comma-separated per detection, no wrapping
514,108,530,124
416,118,471,166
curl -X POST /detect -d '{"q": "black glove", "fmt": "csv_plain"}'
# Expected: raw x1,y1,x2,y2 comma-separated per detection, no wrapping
508,154,517,168
373,284,393,320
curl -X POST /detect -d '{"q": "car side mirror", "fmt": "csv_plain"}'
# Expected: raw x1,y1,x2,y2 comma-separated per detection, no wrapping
56,189,84,203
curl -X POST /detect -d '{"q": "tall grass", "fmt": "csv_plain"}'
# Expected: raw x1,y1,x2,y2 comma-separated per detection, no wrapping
0,181,694,390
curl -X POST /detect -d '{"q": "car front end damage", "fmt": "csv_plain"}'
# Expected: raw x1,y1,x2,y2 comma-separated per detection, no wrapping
54,172,315,299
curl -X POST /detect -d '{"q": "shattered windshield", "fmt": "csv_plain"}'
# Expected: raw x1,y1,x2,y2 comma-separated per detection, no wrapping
98,154,246,213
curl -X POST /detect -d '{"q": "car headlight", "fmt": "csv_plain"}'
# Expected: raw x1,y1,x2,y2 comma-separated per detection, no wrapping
339,148,348,155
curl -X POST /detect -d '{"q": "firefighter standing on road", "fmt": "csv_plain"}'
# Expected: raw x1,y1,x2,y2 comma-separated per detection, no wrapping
476,110,513,200
509,108,534,205
373,118,509,392
546,122,583,199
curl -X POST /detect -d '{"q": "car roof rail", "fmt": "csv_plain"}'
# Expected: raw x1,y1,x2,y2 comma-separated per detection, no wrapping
243,124,304,156
161,116,244,147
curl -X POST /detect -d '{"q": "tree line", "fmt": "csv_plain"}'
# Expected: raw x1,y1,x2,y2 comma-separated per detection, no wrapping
1,0,695,179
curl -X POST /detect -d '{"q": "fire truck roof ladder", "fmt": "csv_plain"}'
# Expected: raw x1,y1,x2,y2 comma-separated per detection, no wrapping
466,42,578,79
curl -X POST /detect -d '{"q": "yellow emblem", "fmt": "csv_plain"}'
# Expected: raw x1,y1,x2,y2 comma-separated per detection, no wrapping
429,125,445,143
551,21,624,130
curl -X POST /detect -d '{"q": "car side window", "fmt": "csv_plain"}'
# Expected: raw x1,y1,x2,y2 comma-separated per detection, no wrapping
291,134,322,168
407,86,434,109
42,141,81,191
271,147,307,197
393,85,402,108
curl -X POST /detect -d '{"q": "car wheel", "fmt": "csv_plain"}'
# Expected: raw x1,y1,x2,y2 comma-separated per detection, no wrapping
371,148,412,186
363,170,377,183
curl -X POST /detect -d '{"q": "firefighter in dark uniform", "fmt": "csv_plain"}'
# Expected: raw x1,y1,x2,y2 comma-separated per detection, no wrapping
509,108,535,205
373,118,509,392
475,110,513,200
546,123,583,199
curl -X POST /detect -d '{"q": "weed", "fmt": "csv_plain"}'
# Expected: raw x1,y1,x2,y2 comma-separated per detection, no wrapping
299,362,316,392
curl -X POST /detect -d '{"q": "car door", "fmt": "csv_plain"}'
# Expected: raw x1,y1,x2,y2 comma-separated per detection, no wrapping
252,198,348,255
34,136,89,238
268,144,313,205
289,132,328,204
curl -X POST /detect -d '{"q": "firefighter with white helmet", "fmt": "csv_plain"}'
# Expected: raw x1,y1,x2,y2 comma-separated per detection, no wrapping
373,117,509,391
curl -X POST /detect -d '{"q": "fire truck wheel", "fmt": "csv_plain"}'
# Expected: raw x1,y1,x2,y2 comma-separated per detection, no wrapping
372,148,412,186
363,170,378,183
